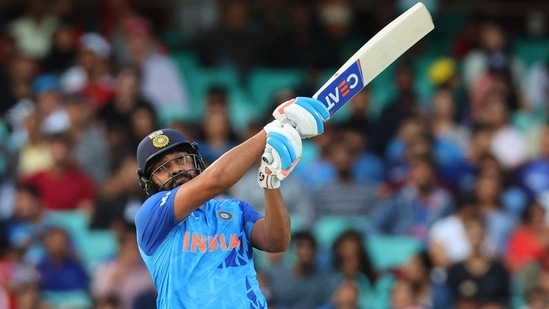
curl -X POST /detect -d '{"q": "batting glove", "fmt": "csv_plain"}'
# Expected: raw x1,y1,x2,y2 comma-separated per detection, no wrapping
258,121,302,189
272,97,330,139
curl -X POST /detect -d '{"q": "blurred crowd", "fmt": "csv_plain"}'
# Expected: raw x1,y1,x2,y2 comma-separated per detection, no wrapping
1,0,549,308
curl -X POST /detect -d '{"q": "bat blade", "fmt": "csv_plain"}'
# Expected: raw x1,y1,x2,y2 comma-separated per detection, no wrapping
313,2,435,116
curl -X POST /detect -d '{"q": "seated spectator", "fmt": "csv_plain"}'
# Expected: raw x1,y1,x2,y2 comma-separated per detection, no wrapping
60,32,114,111
473,170,517,256
394,250,453,309
21,132,96,215
196,108,239,166
312,137,381,220
96,64,154,167
36,226,89,292
264,231,333,309
91,155,146,230
506,201,549,274
91,224,153,309
32,73,70,135
7,0,60,60
429,195,498,269
16,110,53,178
329,230,383,309
446,214,511,308
389,278,422,309
369,153,454,244
120,16,190,121
3,183,50,265
65,93,111,185
316,279,361,309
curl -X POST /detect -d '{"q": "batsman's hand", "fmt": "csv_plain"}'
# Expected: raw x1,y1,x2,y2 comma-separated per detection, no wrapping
258,121,302,189
272,97,330,139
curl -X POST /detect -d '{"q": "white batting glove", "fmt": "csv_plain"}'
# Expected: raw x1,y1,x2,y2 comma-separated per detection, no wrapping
272,97,330,139
258,121,302,189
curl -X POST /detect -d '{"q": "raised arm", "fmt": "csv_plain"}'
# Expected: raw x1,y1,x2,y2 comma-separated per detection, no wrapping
173,131,267,221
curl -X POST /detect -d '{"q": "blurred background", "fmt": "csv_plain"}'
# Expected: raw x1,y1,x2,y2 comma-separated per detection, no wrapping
1,0,549,308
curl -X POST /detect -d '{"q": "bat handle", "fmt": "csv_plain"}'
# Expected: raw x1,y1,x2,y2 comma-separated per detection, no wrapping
262,147,274,164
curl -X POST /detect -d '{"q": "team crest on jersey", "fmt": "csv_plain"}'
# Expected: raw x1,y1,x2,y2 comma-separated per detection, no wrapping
217,210,233,221
152,134,170,148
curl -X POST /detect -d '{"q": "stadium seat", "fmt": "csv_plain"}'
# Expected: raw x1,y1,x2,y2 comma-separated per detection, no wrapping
366,234,422,271
80,229,119,272
313,215,369,251
513,39,549,69
44,211,90,250
41,290,92,309
246,68,306,115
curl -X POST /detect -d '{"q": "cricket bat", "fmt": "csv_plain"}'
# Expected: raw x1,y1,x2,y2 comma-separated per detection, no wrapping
314,2,435,117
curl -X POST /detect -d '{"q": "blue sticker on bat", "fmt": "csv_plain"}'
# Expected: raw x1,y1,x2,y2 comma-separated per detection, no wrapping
315,61,365,116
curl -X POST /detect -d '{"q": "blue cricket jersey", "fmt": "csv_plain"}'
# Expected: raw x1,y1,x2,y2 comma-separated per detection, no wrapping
134,188,267,309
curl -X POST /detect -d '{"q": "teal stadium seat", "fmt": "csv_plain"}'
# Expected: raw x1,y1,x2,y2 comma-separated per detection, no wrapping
80,230,119,272
44,210,90,251
44,211,119,272
366,234,422,271
313,215,369,251
513,39,549,69
41,290,92,308
246,68,306,115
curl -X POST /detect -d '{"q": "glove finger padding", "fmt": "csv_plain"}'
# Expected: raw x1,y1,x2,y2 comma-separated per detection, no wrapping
259,121,302,189
273,97,330,139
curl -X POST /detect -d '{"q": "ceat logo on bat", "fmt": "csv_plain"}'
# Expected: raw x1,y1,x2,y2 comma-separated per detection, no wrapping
316,61,364,115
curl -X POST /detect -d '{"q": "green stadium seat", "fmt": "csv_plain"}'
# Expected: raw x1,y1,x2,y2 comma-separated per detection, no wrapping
366,234,422,271
44,211,90,250
313,215,369,250
246,68,306,115
41,290,92,309
80,230,119,272
513,39,549,69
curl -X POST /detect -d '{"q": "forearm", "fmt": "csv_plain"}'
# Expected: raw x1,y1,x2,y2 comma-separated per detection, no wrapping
261,189,291,252
202,131,266,192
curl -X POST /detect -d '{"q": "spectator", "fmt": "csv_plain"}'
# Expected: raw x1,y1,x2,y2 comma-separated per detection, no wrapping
294,122,339,193
7,0,60,59
446,214,511,308
120,16,190,122
395,251,453,309
340,124,386,186
15,110,53,178
461,20,523,92
3,183,50,266
429,195,497,269
369,63,419,156
389,278,422,309
196,109,239,165
312,136,381,220
369,153,454,244
191,0,262,80
0,53,38,123
21,132,96,215
31,73,70,135
36,226,89,292
317,279,362,309
96,64,154,167
473,170,517,256
329,230,382,309
91,225,154,309
64,93,110,185
481,92,527,170
506,201,549,274
515,124,549,204
264,231,334,309
60,32,114,110
41,24,78,75
91,155,145,230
